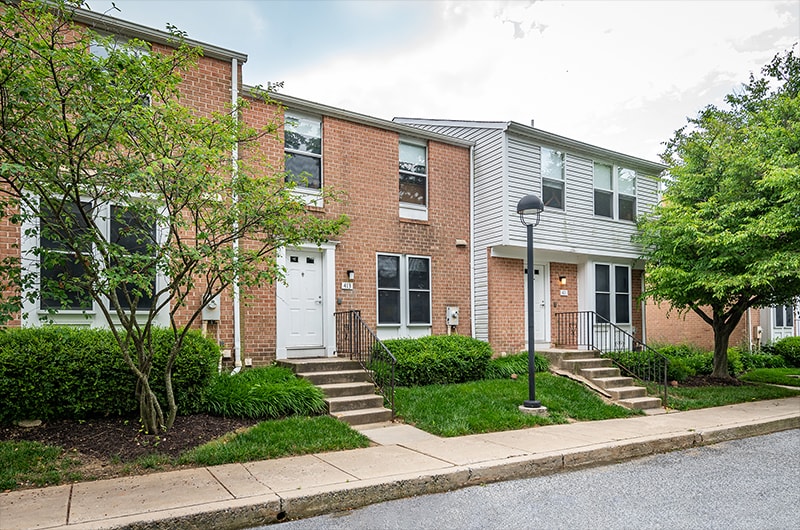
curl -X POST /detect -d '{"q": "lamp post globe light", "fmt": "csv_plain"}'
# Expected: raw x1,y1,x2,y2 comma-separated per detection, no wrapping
517,194,547,414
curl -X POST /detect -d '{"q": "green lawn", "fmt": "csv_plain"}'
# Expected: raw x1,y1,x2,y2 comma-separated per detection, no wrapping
5,370,800,491
395,373,641,437
739,368,800,387
179,416,370,466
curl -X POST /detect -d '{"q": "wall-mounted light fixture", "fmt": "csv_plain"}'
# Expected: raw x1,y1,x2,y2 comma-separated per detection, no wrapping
347,270,355,281
559,276,567,286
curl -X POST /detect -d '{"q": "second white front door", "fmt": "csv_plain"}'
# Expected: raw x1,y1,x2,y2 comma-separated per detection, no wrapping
524,265,547,343
285,249,324,356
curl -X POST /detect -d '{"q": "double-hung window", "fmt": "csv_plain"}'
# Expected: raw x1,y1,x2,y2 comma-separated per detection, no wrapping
377,254,431,328
541,147,565,210
399,140,428,220
617,168,637,221
593,163,614,218
594,163,637,221
595,264,630,325
39,201,93,311
109,205,157,310
35,199,159,315
284,113,322,190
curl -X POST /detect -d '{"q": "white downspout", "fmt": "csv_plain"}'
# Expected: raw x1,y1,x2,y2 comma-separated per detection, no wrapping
469,145,476,338
231,58,242,371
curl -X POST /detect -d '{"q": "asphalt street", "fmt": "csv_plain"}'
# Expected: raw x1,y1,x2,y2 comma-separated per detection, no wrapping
268,429,800,530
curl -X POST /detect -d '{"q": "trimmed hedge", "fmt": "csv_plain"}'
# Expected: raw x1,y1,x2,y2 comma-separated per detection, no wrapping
383,335,493,386
203,366,326,419
0,327,220,424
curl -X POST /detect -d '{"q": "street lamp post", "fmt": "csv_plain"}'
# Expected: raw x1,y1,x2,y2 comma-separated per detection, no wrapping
517,194,546,413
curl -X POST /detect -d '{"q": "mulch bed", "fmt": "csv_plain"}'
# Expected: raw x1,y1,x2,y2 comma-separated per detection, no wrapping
0,414,260,461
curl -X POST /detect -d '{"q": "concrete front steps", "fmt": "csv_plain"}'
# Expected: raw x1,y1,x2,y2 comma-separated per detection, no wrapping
542,350,663,411
277,357,393,425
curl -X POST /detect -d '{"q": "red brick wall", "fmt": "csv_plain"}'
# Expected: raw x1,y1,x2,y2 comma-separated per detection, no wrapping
313,116,472,337
550,263,578,346
487,251,526,355
0,192,20,328
235,105,473,363
646,302,760,350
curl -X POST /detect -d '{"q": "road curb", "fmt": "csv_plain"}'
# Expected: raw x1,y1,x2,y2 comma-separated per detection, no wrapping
93,415,799,529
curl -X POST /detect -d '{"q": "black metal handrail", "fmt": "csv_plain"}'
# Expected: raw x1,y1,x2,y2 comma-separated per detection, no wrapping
555,311,669,407
334,310,396,416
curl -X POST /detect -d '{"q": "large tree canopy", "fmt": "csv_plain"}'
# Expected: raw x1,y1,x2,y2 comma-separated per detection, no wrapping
636,48,800,379
0,1,347,432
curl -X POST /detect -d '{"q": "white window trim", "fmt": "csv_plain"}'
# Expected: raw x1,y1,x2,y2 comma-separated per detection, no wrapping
284,112,323,205
399,138,428,221
593,163,637,222
376,253,432,330
593,262,631,326
20,196,169,328
541,146,566,212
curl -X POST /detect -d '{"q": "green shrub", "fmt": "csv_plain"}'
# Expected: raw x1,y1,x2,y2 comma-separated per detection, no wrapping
484,352,548,379
773,336,800,367
384,335,493,386
603,350,687,382
655,343,708,358
739,350,787,371
679,350,743,377
0,327,219,424
202,366,326,419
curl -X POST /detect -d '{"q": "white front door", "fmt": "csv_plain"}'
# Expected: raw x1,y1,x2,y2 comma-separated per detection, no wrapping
285,249,324,357
533,266,546,342
524,265,547,343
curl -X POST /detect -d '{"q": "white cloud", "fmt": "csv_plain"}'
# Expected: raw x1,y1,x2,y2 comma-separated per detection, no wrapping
277,0,798,160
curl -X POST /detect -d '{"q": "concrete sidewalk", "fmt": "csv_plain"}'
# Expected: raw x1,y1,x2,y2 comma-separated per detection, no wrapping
2,397,799,530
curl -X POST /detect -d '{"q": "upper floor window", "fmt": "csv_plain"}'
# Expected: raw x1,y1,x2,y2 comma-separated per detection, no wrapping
617,168,637,221
90,36,152,107
399,141,427,207
593,163,637,221
541,147,565,210
284,113,322,190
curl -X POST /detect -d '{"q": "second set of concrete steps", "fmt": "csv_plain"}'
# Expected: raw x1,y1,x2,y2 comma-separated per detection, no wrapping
277,357,393,425
544,350,663,411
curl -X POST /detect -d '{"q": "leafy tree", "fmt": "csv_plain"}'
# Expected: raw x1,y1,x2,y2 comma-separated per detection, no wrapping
636,48,800,379
0,1,347,432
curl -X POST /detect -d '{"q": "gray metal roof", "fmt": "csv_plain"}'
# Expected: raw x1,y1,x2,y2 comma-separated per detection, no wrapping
70,5,248,63
395,118,665,174
242,89,475,149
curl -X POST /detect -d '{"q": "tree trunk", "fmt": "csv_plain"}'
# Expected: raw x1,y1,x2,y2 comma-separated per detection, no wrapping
711,324,732,379
136,374,165,434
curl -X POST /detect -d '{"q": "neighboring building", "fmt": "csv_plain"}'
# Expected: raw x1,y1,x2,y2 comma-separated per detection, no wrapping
3,7,474,366
647,303,799,351
395,119,664,354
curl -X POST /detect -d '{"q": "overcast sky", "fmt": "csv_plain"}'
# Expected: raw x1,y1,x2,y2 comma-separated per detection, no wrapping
86,0,799,161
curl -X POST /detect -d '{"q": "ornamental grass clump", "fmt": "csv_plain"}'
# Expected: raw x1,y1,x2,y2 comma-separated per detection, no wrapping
202,366,326,419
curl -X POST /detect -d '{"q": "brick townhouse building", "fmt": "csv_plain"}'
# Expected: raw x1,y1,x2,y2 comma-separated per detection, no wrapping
1,4,473,367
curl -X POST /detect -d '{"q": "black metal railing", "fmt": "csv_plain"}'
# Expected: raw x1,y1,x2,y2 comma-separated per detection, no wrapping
555,311,669,406
334,310,396,416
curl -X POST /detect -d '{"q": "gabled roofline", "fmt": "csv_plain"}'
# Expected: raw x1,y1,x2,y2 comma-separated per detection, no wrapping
69,4,248,63
396,118,666,175
243,88,474,149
